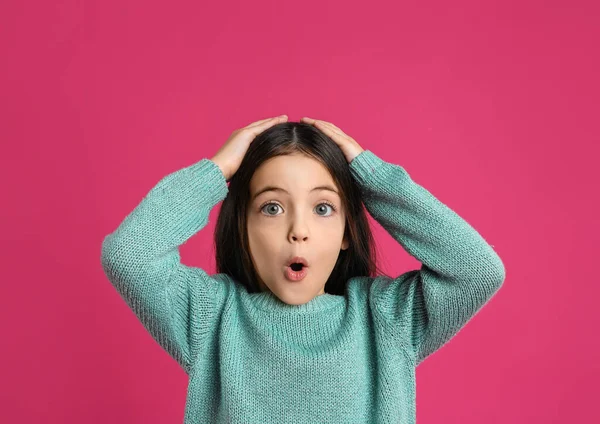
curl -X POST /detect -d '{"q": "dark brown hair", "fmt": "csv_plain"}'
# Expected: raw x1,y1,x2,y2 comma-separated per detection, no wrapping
213,121,390,295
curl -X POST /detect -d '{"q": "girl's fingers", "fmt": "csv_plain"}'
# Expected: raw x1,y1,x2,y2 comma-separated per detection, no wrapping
305,118,348,142
302,117,339,133
244,117,272,128
314,118,342,133
321,121,345,136
246,115,287,129
245,115,287,137
302,117,363,163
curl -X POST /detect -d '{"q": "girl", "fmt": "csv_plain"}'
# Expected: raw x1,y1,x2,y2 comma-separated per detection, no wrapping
101,115,505,423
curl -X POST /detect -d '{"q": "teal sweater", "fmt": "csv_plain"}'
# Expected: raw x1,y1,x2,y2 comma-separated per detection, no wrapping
101,149,505,423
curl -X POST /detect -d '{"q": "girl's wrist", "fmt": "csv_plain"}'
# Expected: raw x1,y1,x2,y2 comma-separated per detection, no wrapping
210,157,230,181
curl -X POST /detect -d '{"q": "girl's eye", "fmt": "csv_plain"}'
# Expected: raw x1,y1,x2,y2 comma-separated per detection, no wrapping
260,202,338,218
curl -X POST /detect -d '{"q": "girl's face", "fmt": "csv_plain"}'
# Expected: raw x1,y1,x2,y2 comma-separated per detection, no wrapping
246,153,349,305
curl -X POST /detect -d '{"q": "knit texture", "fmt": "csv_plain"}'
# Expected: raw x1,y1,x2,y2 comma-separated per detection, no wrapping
100,149,505,423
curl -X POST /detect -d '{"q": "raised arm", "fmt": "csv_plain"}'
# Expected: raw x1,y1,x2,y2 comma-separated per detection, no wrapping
349,150,505,366
100,158,229,374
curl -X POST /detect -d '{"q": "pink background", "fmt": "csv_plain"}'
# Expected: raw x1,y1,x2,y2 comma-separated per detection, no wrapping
2,0,598,422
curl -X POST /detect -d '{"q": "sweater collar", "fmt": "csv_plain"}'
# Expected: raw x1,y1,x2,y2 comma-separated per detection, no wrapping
247,289,343,313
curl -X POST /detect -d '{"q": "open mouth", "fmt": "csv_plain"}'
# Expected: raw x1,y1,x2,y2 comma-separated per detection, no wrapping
285,263,308,281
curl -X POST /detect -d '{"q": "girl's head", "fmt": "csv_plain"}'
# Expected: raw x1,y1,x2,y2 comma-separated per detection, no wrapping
214,121,388,305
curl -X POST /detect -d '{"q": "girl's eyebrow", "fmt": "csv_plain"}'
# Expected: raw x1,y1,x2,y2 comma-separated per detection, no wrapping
252,185,339,201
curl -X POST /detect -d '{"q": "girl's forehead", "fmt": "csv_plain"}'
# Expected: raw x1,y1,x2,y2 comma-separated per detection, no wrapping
250,155,339,198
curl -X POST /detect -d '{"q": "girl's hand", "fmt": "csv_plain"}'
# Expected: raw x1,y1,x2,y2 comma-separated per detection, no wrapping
300,117,365,164
211,115,288,180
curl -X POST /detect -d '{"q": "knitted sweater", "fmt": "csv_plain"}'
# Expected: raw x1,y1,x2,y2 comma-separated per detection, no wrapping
100,149,505,423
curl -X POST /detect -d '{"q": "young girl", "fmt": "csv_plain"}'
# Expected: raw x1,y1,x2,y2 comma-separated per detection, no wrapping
101,115,505,423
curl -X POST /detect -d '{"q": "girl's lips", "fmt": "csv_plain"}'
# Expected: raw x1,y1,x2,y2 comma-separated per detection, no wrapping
286,256,309,267
285,265,308,282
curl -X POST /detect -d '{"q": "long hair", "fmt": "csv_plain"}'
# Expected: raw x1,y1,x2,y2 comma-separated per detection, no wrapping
213,121,391,295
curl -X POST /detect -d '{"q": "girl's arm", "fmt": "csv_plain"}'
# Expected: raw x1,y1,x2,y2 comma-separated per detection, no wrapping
100,158,228,374
349,150,505,366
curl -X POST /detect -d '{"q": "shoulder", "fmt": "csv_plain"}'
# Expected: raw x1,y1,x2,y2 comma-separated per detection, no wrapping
346,271,422,313
345,274,382,306
195,272,238,311
345,273,401,297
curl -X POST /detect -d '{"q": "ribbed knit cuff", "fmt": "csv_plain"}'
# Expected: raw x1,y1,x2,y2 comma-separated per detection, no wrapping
186,158,229,206
348,149,394,190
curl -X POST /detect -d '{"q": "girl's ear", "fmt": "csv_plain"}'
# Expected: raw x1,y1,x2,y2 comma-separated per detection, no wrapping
341,236,349,251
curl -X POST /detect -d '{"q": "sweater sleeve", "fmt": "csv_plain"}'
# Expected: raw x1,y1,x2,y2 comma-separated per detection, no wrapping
348,150,505,366
100,158,229,375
